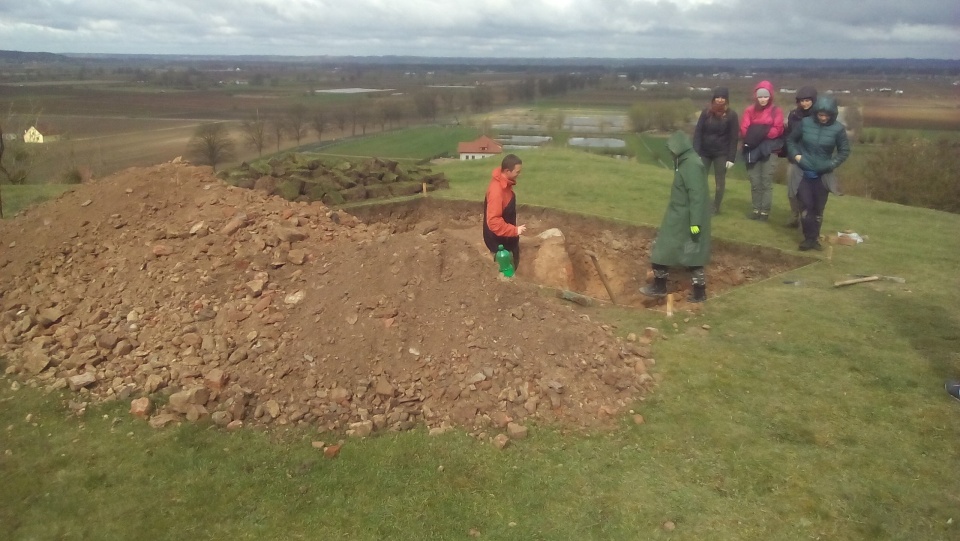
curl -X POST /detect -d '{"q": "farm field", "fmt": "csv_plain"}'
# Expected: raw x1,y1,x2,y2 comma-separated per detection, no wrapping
860,97,960,131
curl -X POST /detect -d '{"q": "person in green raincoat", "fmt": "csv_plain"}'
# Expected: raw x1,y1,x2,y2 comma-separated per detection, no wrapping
640,131,712,303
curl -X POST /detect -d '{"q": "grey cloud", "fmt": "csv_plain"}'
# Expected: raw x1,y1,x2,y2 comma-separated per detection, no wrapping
0,0,956,58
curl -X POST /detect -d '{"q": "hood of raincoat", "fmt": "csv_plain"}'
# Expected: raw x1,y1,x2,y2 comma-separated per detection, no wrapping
667,131,694,157
753,80,775,105
813,96,839,125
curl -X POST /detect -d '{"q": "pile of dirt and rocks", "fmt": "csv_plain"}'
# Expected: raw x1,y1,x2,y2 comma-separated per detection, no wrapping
223,155,449,206
0,161,670,441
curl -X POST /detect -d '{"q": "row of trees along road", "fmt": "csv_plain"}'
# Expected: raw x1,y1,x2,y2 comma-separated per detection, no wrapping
188,74,600,170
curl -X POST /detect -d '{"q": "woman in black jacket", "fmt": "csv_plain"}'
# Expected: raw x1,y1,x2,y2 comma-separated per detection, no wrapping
692,87,739,214
783,86,818,228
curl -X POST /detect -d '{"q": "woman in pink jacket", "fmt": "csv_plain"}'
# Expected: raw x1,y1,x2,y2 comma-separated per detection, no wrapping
739,80,784,221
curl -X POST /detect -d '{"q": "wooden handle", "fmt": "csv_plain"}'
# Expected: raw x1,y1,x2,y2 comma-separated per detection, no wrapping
834,275,880,287
586,252,617,305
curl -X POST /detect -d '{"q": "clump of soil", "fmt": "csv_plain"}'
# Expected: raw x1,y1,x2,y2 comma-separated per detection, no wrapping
0,161,806,437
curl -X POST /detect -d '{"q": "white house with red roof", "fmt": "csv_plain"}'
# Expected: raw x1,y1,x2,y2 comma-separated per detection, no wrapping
457,135,502,161
23,124,62,143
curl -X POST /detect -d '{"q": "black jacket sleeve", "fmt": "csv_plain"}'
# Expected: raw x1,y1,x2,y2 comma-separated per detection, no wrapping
726,111,739,163
692,109,708,157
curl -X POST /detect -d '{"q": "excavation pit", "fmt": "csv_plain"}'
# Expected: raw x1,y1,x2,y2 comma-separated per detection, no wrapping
348,197,811,309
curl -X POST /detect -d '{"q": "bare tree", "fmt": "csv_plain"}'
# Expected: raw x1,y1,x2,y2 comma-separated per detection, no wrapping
239,112,268,157
414,90,439,120
186,123,236,173
374,100,390,131
469,85,494,113
0,119,30,218
332,108,347,135
349,101,362,136
440,91,458,114
355,107,370,135
0,105,39,198
267,116,286,153
383,100,404,129
311,107,329,142
286,104,309,146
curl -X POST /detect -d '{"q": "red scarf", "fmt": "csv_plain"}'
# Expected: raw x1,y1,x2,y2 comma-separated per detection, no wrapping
709,102,727,118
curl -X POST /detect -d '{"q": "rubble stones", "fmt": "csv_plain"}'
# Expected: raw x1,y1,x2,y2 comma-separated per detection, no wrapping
506,422,528,440
130,397,152,418
68,372,97,391
0,162,661,440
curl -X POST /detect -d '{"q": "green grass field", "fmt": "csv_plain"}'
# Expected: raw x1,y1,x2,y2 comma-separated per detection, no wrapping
2,138,959,540
1,184,73,217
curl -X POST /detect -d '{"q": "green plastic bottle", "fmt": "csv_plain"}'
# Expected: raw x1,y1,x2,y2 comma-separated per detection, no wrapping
495,244,515,277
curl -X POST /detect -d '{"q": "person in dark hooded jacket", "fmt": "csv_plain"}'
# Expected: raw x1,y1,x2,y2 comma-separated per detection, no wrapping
692,87,739,214
786,96,850,251
783,86,818,228
640,131,711,303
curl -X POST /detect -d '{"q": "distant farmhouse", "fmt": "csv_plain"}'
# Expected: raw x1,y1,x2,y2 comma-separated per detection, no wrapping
457,135,502,161
23,124,61,143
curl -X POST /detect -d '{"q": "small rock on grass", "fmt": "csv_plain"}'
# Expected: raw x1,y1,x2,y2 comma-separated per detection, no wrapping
129,397,152,418
493,434,510,449
633,414,645,425
506,422,528,440
324,443,342,459
148,413,178,429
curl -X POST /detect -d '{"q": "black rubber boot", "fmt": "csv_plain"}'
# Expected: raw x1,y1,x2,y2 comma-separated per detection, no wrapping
640,277,668,298
687,284,707,303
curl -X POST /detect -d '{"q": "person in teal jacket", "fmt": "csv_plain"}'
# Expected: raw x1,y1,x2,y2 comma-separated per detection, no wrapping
640,131,711,303
786,96,850,251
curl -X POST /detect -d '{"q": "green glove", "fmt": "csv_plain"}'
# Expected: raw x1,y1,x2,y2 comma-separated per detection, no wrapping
690,225,701,242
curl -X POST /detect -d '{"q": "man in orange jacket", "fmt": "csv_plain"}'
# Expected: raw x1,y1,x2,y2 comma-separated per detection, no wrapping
483,154,527,269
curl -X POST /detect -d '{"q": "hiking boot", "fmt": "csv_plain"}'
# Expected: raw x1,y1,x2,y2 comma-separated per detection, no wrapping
687,284,707,303
640,278,668,298
946,380,960,402
798,239,823,251
758,213,769,222
747,211,761,220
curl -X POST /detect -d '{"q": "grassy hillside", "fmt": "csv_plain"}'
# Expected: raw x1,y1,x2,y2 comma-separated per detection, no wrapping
2,146,959,540
0,184,73,217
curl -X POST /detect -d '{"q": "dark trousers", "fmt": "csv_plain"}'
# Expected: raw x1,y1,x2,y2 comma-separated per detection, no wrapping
652,263,705,285
797,178,829,242
702,156,727,211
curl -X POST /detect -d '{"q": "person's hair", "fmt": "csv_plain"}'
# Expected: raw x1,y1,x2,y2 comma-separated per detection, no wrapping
501,154,522,172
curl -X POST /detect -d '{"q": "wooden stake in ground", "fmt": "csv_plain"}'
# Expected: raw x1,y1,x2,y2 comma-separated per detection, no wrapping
834,275,879,287
584,250,617,305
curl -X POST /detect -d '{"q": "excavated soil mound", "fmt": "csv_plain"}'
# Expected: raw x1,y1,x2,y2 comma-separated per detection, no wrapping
0,162,808,438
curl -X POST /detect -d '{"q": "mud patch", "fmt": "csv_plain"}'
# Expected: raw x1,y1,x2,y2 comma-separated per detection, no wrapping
348,198,812,309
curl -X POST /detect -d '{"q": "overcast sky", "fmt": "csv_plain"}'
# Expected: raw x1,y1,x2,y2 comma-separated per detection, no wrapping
1,0,958,59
